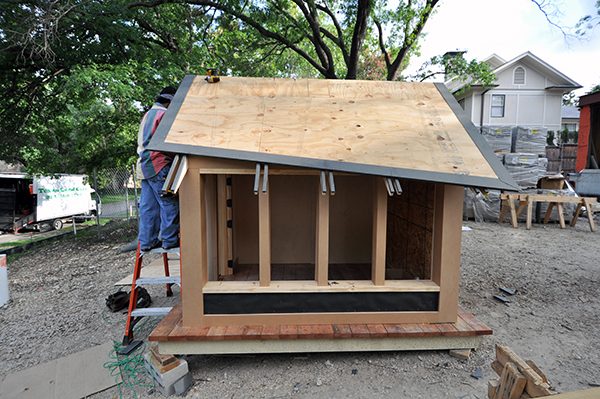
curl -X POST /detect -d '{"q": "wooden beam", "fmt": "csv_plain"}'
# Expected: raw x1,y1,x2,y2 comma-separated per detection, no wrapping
371,178,387,286
315,186,329,286
179,169,206,327
258,178,271,287
202,279,441,293
431,184,463,323
217,175,229,277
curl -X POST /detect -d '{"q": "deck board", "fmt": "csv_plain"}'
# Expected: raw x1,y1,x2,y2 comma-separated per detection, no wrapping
149,303,492,342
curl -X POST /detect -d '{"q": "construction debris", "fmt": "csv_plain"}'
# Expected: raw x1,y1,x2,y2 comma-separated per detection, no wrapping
449,349,472,361
488,344,554,399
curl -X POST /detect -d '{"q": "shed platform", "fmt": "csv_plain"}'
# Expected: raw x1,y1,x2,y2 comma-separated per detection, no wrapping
149,304,492,355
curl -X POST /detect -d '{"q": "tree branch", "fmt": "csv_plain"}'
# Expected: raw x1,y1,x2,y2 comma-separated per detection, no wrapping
530,0,568,37
346,0,372,79
373,18,390,70
386,0,438,81
315,2,349,65
130,0,333,77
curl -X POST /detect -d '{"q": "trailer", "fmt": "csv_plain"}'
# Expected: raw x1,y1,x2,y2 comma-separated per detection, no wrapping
0,173,100,232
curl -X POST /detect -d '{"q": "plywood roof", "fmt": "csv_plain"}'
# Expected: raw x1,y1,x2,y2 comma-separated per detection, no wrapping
149,76,517,190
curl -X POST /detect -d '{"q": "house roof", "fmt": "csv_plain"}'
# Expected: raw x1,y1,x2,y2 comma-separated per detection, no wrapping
448,51,581,94
149,76,518,190
579,91,600,107
561,105,580,119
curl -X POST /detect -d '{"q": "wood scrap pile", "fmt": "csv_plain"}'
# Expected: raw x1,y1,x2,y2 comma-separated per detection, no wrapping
488,344,555,399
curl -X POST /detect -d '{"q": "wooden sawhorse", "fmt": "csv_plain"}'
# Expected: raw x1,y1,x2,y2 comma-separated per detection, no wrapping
499,193,597,232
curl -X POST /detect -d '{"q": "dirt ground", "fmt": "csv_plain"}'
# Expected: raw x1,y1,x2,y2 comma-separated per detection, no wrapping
0,218,599,399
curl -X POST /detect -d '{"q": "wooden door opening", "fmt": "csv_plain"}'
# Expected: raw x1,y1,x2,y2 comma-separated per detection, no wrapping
328,175,373,280
385,180,435,280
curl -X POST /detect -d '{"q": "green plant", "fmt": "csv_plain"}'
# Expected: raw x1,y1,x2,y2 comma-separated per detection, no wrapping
547,131,555,146
560,127,570,144
569,130,579,143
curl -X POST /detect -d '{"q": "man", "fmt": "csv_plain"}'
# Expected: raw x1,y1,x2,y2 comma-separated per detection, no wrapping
137,86,179,251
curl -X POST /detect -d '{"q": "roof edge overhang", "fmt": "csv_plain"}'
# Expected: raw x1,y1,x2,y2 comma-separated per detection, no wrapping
546,85,582,91
579,91,600,107
148,76,520,191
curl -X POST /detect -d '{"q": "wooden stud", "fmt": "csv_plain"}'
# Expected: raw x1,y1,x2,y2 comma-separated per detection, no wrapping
431,184,463,323
583,198,597,232
258,176,271,287
556,203,566,228
205,175,218,281
371,177,387,286
315,184,329,286
179,169,206,327
217,175,229,277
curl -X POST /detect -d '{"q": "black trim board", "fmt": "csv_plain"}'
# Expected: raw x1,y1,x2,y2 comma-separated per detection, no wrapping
148,76,519,191
204,292,439,314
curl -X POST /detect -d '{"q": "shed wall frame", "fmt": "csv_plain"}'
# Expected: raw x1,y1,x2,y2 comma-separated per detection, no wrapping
179,156,463,328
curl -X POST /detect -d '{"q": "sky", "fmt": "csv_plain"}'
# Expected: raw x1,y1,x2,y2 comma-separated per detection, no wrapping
406,0,600,95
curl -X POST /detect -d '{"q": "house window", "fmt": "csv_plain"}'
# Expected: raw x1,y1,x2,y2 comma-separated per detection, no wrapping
514,67,525,85
491,94,505,118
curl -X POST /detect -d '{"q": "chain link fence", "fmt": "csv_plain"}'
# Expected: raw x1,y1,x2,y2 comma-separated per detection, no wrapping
92,166,139,221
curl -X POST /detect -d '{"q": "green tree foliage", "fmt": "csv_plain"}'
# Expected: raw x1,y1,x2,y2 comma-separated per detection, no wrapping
0,0,209,173
562,91,578,106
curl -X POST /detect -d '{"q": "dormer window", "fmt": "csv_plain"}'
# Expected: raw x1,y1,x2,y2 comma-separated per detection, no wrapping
514,67,525,85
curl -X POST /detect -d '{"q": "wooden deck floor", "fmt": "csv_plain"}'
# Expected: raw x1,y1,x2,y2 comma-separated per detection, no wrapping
149,303,492,343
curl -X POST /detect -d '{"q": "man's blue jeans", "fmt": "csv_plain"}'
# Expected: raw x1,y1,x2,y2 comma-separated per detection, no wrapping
139,166,179,250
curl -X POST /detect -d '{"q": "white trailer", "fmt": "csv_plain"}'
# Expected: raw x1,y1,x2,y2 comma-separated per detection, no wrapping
0,173,100,232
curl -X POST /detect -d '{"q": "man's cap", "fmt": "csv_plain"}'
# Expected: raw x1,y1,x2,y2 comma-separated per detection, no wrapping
157,86,177,103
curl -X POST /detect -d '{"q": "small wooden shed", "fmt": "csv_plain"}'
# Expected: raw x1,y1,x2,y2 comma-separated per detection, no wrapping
148,76,517,354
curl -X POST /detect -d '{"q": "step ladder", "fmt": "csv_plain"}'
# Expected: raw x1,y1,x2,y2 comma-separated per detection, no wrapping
122,242,181,345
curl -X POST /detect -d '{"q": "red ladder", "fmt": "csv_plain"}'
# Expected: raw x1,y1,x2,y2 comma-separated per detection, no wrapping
122,242,180,345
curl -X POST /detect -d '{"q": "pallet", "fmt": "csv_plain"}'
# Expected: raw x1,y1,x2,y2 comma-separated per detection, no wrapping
149,304,492,355
488,345,555,399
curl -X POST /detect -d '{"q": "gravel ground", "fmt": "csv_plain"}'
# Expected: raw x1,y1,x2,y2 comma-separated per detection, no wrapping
0,218,599,398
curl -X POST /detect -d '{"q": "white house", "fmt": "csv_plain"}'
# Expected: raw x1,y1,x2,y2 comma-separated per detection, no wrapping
561,105,580,133
447,52,581,133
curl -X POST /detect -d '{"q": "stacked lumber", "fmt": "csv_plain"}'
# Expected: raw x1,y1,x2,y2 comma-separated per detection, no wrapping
489,345,555,399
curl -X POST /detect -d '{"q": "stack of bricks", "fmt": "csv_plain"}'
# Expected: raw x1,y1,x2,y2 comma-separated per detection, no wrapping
144,345,192,396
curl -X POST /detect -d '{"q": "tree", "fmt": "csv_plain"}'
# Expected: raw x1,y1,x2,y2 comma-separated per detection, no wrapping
562,91,578,106
0,0,211,173
129,0,443,81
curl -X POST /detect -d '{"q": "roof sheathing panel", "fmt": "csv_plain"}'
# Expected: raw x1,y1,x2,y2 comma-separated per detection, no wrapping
149,76,517,190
